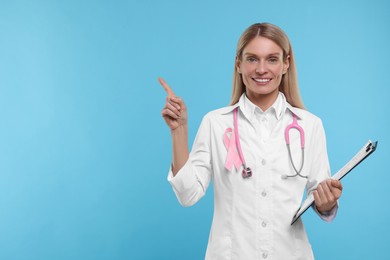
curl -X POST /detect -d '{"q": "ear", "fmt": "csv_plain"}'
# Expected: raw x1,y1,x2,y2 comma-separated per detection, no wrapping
235,56,242,73
283,55,290,74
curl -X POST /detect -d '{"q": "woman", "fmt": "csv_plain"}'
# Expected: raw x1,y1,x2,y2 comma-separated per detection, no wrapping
159,23,342,260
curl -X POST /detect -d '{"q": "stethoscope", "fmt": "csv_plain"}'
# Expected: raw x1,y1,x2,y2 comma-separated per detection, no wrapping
233,107,307,179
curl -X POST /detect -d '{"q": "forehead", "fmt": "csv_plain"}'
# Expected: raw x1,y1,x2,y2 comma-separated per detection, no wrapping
243,36,283,56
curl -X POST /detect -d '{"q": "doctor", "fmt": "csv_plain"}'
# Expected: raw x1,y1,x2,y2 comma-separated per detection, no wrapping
159,23,343,260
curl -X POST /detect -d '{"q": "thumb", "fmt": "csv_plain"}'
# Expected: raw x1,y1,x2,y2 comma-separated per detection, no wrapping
331,179,343,190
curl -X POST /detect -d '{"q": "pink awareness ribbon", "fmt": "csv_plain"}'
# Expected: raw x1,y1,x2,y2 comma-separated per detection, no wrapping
223,128,242,171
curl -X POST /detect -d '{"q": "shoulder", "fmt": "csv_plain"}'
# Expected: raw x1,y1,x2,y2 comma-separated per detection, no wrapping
288,105,322,124
196,104,236,132
203,105,236,121
287,105,326,135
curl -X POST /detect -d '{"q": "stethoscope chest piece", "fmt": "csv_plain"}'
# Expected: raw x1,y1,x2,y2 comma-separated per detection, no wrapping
242,166,252,178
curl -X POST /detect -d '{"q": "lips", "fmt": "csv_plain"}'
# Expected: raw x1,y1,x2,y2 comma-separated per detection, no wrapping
253,78,271,84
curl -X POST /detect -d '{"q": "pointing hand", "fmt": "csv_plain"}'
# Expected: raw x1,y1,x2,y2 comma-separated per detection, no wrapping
158,77,188,131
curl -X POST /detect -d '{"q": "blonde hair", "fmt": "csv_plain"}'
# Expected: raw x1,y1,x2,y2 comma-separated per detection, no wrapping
230,23,305,109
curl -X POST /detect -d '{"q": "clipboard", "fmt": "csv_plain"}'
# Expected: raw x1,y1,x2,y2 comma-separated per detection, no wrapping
291,140,378,225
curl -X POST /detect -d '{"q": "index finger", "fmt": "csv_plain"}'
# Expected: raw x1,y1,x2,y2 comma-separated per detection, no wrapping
158,77,175,97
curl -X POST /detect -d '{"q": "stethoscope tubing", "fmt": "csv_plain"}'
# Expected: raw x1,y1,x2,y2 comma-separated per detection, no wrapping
233,107,307,179
282,146,307,179
233,107,252,178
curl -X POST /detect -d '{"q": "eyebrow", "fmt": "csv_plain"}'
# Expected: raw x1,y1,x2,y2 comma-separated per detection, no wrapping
243,52,282,57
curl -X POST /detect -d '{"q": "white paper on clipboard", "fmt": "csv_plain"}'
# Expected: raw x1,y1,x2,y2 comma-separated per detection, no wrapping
291,140,378,225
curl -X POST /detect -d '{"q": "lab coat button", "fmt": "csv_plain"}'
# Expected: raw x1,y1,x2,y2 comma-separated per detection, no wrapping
262,252,268,258
261,191,267,197
261,221,267,227
261,159,266,165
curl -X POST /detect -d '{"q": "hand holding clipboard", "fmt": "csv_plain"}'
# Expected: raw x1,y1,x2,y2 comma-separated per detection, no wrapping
291,140,378,225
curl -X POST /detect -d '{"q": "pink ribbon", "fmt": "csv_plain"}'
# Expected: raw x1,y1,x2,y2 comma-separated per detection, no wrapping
223,128,242,171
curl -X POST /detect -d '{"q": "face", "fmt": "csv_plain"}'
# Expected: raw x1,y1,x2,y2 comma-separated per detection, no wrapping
236,36,289,109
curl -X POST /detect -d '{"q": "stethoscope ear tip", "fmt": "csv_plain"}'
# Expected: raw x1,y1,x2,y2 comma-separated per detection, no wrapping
281,175,288,179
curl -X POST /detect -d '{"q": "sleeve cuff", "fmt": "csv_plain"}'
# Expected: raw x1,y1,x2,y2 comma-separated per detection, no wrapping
167,160,198,191
313,203,339,223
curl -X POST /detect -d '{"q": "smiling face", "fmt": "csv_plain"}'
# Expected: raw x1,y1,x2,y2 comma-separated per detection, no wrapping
236,36,289,110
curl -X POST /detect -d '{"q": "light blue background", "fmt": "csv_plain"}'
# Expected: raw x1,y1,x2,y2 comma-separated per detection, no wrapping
0,0,388,259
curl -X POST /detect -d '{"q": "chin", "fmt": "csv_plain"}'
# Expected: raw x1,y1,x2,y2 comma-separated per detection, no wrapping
248,86,279,96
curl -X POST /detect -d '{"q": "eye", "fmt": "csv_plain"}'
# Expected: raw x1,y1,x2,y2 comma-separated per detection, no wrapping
246,56,258,63
268,57,279,63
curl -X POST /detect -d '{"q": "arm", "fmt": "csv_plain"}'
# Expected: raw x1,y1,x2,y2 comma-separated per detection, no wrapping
171,125,189,175
159,77,212,207
306,118,342,221
159,77,189,176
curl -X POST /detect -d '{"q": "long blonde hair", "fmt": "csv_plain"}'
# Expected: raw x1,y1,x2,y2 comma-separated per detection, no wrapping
230,23,305,109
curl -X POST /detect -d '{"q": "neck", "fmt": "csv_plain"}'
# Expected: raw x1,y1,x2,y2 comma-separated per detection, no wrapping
246,90,279,111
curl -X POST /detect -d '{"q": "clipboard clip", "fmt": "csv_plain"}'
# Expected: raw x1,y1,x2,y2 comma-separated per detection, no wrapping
365,141,378,152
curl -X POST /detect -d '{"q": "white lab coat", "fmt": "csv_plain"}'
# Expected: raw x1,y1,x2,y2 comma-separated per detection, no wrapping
168,93,337,260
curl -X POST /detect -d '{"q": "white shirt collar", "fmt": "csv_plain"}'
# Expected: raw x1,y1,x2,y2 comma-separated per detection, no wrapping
241,92,285,122
219,91,304,120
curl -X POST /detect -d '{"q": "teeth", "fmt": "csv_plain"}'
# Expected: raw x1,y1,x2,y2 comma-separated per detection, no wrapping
254,78,270,83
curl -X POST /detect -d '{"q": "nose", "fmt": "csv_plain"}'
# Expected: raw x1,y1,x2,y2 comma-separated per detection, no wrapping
255,60,267,74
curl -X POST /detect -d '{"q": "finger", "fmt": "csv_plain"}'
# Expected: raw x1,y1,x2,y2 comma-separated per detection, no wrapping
316,183,327,202
162,107,179,120
165,102,181,117
167,96,181,110
317,182,333,204
322,181,335,202
330,180,342,199
158,77,175,97
313,190,322,206
170,96,186,110
331,179,343,191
